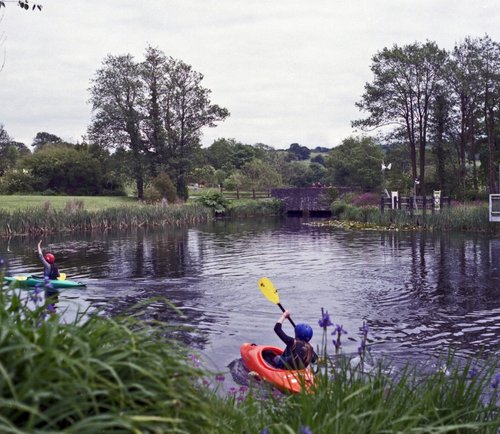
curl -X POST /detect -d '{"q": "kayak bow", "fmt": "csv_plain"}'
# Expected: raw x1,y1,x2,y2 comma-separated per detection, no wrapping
240,343,315,394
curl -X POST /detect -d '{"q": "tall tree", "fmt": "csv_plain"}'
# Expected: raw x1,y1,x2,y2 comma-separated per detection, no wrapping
0,124,30,175
32,131,62,150
353,41,448,195
141,46,168,177
325,136,384,191
447,37,484,192
88,54,146,198
90,46,229,200
477,35,500,193
161,56,229,199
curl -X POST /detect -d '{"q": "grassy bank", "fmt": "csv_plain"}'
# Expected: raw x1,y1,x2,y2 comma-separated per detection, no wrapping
0,194,283,236
0,203,213,236
2,273,499,433
0,195,139,212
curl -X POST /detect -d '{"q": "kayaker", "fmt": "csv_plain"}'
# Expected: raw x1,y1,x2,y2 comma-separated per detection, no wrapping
273,310,317,370
37,240,60,280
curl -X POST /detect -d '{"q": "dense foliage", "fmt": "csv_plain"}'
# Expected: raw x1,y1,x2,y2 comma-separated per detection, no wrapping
354,36,500,197
0,277,223,433
1,35,499,201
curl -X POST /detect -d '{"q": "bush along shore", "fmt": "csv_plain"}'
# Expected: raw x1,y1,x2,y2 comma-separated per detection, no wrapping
2,269,499,434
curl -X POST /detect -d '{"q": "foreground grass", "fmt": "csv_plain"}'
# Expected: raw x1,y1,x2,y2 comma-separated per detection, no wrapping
0,278,232,433
1,273,499,433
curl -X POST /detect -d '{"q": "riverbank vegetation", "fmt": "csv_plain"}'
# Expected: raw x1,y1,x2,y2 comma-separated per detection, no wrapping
0,201,213,236
326,193,500,233
1,274,499,433
0,192,285,236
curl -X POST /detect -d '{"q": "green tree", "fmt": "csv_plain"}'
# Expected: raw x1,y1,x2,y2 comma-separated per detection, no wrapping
205,138,238,171
89,47,229,200
32,132,62,150
205,138,262,174
477,35,500,194
189,165,217,187
283,161,313,187
224,170,245,198
152,171,176,203
160,55,229,199
141,46,168,177
0,125,30,176
287,143,310,161
354,41,448,195
446,37,484,192
22,145,105,194
241,158,282,198
88,54,146,198
325,136,384,191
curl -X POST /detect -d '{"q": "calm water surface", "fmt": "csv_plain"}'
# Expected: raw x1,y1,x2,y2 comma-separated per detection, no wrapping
2,216,500,377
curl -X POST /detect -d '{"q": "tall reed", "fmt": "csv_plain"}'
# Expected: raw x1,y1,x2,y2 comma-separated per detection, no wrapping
0,203,213,236
335,203,499,233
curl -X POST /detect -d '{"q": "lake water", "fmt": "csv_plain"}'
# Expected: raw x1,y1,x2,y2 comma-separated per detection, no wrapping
2,216,500,378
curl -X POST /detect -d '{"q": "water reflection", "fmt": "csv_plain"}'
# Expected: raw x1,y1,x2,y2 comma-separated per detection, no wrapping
1,219,499,372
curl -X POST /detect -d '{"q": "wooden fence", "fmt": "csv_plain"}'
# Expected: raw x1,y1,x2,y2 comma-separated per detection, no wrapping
220,189,271,200
380,194,451,214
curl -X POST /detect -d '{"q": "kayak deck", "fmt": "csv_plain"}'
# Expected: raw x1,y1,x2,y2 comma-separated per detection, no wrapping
240,343,315,394
3,275,86,289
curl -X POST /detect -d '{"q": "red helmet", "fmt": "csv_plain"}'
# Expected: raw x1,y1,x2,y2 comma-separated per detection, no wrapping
45,253,55,264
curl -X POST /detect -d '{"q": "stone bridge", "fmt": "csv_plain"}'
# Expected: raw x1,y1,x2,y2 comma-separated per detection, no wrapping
270,187,333,215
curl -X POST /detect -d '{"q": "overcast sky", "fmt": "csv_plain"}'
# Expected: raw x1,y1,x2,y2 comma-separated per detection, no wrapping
1,0,499,150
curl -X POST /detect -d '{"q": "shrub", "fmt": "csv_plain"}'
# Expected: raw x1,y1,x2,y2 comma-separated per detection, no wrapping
196,190,228,214
330,200,350,218
352,192,379,207
152,172,177,203
0,170,35,194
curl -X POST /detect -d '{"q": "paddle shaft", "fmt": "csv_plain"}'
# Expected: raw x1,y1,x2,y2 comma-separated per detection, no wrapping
278,302,296,328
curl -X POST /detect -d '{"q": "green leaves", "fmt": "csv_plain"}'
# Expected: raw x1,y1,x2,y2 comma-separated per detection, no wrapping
196,190,228,214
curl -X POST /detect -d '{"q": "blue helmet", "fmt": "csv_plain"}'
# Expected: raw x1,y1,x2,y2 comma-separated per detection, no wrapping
295,323,313,342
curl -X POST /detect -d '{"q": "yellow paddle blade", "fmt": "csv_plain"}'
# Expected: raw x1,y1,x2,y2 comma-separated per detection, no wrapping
258,277,280,304
15,276,28,281
57,272,67,281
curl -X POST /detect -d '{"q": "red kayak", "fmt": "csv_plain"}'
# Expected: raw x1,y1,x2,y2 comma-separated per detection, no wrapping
240,342,315,394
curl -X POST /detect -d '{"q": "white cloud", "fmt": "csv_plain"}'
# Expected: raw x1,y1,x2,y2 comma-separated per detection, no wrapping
0,0,499,148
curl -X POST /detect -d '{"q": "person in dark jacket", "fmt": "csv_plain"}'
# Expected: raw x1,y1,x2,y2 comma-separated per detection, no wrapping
273,309,317,369
37,240,60,280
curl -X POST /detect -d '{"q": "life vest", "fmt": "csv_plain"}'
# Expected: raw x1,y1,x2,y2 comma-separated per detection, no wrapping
47,264,59,280
282,339,315,369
